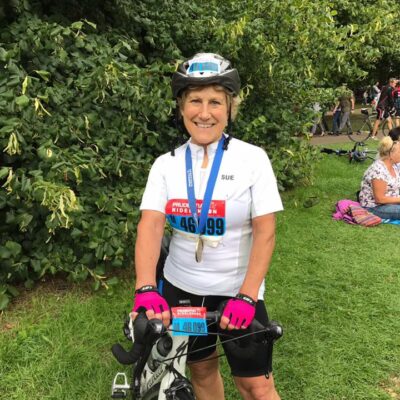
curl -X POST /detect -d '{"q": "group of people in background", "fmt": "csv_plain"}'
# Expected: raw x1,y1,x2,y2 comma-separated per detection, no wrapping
310,84,355,137
311,78,400,138
310,79,400,221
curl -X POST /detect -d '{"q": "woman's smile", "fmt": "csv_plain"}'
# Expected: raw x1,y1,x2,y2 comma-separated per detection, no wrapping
181,86,228,146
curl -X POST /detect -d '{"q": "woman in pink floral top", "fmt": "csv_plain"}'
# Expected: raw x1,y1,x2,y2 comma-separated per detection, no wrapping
359,128,400,219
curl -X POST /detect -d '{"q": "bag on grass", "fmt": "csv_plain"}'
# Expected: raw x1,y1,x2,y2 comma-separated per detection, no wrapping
348,205,382,227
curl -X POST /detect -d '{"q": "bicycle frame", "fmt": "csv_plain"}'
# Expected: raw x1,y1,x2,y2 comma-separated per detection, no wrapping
139,330,191,399
112,317,193,400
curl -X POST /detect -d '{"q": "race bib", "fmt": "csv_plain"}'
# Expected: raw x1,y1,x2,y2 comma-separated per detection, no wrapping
166,199,226,236
171,306,208,336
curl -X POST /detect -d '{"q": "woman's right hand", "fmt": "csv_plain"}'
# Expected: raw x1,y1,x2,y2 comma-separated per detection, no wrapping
131,285,170,327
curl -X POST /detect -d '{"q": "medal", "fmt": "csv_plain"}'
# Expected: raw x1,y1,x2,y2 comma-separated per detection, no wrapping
186,136,225,263
195,236,204,263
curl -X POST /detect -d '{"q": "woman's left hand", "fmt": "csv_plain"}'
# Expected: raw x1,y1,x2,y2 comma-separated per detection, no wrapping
220,297,256,330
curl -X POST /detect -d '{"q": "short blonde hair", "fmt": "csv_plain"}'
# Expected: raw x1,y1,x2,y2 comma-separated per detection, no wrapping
177,84,241,120
378,136,398,158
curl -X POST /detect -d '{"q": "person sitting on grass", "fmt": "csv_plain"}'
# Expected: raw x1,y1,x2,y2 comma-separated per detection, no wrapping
359,127,400,219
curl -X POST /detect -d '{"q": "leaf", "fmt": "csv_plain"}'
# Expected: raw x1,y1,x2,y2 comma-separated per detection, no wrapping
0,246,11,259
71,228,83,239
15,95,30,107
71,21,83,30
83,19,97,29
5,241,22,257
93,280,101,291
0,293,10,310
0,167,10,180
106,276,119,286
0,47,8,62
94,264,105,275
6,285,19,297
22,76,29,94
34,70,50,82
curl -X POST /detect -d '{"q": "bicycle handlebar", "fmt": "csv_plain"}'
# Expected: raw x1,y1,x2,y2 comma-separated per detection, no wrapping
111,310,283,366
112,342,144,365
205,310,283,341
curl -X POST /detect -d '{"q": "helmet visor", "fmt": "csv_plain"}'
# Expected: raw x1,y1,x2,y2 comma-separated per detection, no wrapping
187,60,221,77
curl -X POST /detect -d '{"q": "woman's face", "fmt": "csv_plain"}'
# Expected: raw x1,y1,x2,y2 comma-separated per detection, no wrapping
180,86,228,146
390,141,400,163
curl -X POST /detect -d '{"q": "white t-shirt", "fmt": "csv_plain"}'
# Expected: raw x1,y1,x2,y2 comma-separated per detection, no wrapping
140,136,283,299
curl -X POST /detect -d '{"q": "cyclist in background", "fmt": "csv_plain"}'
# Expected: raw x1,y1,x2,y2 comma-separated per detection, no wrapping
392,80,400,127
131,53,283,400
371,78,397,139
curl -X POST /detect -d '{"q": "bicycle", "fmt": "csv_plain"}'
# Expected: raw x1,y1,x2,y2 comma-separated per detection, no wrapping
343,108,393,142
111,307,283,399
320,141,377,163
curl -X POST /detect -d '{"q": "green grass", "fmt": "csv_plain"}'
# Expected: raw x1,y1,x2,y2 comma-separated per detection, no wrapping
1,146,400,400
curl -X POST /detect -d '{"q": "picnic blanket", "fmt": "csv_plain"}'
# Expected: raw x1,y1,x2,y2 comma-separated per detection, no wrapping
332,199,382,227
382,219,400,225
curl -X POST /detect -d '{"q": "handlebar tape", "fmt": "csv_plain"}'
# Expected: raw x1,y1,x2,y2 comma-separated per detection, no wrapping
111,342,145,365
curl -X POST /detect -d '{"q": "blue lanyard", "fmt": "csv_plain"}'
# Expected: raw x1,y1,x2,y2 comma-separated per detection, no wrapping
185,136,225,235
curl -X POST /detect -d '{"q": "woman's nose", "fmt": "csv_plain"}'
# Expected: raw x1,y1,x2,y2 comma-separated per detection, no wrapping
199,104,211,119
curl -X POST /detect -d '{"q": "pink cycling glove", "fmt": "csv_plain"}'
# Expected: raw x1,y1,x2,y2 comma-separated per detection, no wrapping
222,294,256,329
133,285,169,314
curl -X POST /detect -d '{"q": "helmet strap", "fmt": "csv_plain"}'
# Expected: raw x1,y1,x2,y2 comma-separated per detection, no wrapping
223,105,233,151
171,106,189,156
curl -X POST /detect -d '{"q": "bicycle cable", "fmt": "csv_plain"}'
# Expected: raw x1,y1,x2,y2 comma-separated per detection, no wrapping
157,326,272,365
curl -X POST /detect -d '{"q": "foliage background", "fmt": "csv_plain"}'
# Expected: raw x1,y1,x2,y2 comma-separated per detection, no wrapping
1,0,400,305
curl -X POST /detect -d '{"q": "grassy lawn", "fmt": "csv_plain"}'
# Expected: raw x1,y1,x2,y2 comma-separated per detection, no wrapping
1,141,399,400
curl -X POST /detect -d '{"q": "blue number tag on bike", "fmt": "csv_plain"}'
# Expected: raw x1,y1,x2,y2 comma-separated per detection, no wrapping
171,307,208,336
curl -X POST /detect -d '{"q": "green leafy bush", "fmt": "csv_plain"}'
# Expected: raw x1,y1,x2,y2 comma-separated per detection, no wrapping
0,12,177,306
2,0,399,307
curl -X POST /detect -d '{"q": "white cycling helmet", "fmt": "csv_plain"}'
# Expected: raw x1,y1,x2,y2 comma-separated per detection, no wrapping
171,53,241,98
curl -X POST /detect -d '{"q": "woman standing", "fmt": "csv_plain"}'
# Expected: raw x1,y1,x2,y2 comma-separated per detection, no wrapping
132,53,283,400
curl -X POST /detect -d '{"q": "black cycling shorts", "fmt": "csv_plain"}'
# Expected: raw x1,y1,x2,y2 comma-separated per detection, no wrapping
161,278,274,377
376,106,390,120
